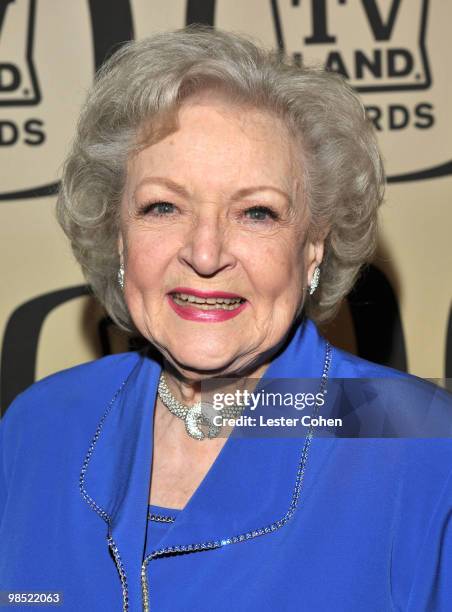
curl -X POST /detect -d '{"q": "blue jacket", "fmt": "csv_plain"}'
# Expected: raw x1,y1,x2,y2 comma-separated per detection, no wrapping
1,319,451,611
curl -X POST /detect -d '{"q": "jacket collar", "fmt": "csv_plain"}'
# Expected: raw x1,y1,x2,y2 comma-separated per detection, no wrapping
81,317,333,604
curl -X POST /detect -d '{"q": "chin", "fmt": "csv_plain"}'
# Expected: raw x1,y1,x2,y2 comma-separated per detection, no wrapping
164,345,239,377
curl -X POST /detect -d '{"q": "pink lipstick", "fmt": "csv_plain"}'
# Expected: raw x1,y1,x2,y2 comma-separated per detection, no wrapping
167,287,248,322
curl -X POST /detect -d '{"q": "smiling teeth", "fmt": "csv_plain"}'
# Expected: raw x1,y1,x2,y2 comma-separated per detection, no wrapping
172,292,244,309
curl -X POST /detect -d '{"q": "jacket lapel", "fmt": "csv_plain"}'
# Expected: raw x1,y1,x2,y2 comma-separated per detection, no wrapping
81,350,161,608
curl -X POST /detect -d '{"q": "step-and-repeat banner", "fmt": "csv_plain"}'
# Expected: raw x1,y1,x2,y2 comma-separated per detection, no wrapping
1,0,451,412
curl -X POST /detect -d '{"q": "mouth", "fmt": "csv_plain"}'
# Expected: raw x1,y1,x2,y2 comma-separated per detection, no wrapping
169,290,246,311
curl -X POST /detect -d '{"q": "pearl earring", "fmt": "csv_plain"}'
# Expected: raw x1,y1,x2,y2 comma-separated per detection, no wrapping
117,262,124,290
309,266,320,295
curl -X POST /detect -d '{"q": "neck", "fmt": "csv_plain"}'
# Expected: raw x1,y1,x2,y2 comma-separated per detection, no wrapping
161,358,272,407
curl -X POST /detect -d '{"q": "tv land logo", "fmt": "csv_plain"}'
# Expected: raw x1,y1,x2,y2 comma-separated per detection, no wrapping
0,0,450,200
273,0,430,93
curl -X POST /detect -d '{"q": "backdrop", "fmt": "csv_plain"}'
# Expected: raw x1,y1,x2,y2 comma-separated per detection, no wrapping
1,0,451,414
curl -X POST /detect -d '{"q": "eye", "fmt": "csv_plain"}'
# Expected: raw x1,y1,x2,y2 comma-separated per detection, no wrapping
244,206,279,222
140,201,176,216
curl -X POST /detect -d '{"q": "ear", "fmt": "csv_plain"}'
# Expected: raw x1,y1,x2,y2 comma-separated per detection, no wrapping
306,239,325,287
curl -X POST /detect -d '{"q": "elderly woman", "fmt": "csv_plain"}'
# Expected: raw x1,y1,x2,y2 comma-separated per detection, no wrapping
1,26,451,612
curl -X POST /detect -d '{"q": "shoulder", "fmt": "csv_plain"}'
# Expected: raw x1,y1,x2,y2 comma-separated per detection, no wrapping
330,345,408,379
0,352,147,498
331,344,446,395
1,351,141,435
329,344,452,437
330,345,442,399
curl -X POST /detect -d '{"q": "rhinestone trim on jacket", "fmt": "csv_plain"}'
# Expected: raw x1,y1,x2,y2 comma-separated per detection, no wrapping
79,378,131,612
147,512,177,524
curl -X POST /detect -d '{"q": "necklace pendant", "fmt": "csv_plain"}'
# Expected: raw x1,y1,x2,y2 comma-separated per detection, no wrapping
184,404,221,440
185,404,205,440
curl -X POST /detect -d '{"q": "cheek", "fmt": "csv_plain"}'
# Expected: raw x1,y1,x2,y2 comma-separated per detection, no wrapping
124,231,172,287
241,237,304,296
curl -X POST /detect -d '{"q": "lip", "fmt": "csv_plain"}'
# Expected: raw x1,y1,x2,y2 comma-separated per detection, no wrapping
168,286,244,299
167,288,248,323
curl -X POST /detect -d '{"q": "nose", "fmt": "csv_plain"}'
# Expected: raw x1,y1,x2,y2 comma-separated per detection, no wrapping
177,211,235,277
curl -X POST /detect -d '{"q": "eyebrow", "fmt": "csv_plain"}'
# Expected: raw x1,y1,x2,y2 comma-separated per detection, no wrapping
134,177,292,205
231,185,291,205
134,177,190,199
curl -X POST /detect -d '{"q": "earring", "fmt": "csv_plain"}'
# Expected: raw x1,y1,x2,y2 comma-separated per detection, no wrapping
309,266,320,295
117,262,124,290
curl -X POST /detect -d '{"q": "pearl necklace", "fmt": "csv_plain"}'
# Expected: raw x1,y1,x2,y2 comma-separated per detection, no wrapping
157,372,243,441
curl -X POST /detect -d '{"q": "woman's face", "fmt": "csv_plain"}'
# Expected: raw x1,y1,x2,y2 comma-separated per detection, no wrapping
119,91,323,379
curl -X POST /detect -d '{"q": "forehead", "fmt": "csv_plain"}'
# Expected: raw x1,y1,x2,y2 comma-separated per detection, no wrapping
127,93,299,195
